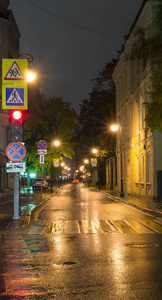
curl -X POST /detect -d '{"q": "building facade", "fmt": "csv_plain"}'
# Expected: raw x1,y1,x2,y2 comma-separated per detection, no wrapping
0,1,20,189
107,0,162,199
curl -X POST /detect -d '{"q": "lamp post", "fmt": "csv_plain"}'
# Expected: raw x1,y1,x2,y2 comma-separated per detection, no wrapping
50,140,60,192
110,116,124,197
91,148,100,188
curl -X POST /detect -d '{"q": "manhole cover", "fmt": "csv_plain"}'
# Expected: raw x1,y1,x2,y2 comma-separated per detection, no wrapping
125,242,159,248
63,261,76,265
53,261,77,266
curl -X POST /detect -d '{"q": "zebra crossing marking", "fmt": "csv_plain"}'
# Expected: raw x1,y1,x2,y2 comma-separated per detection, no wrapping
26,219,162,235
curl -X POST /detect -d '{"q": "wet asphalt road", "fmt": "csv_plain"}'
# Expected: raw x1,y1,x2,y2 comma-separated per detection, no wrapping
0,183,162,299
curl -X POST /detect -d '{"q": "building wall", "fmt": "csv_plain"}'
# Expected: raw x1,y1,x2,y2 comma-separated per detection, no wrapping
111,0,162,199
0,4,20,189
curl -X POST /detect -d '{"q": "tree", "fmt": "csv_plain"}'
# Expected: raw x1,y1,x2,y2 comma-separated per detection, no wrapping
74,59,116,184
23,95,77,173
126,0,162,131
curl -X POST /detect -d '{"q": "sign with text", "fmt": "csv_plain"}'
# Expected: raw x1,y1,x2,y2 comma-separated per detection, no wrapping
6,162,26,173
38,149,47,155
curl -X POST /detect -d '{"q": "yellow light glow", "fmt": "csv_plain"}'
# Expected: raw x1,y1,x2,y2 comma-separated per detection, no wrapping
84,159,89,164
27,71,36,82
110,124,119,132
92,148,98,154
54,140,60,147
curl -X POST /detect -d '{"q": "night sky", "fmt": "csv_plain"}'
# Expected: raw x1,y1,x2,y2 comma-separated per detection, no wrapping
9,0,142,112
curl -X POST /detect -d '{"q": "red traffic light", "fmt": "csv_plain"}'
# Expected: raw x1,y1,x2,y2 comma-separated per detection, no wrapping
12,110,22,120
11,110,22,142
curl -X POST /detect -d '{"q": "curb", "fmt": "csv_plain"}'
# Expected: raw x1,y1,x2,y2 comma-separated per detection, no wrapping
4,190,59,230
100,191,162,218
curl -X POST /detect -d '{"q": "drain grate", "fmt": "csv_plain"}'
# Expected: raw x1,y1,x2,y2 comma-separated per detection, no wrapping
125,242,159,248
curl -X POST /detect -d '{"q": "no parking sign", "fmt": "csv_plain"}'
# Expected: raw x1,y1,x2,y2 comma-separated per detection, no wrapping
38,140,47,149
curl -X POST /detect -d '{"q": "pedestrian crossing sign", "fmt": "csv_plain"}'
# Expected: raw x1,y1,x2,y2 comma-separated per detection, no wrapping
2,84,28,109
2,59,28,84
91,158,97,167
54,158,59,167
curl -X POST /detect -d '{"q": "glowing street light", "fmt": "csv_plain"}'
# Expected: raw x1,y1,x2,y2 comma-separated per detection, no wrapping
110,124,119,132
84,159,89,164
54,140,60,147
50,139,60,192
92,148,98,154
110,116,124,197
27,71,36,82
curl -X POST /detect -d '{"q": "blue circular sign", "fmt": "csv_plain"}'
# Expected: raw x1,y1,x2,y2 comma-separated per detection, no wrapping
38,140,47,149
6,142,26,161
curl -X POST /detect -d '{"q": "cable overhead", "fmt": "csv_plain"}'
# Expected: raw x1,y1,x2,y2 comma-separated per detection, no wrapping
26,0,124,37
101,0,135,17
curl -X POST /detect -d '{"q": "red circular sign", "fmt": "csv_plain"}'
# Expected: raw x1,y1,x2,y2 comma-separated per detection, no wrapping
38,140,47,149
6,142,26,162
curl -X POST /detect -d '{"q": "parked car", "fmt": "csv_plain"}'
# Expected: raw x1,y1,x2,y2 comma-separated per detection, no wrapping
33,179,48,190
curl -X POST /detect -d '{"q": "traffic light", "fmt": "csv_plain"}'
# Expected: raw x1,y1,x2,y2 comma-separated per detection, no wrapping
11,110,22,141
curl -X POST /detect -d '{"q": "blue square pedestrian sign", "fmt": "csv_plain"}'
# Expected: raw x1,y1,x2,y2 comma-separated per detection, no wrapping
2,84,28,109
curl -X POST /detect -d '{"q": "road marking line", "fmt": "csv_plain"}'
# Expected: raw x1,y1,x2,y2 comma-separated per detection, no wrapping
139,220,162,233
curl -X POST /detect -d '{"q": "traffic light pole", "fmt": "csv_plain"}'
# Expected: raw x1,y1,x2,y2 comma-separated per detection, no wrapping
13,172,20,220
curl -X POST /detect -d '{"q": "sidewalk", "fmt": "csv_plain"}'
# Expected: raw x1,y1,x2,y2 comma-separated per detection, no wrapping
100,188,162,218
0,187,58,229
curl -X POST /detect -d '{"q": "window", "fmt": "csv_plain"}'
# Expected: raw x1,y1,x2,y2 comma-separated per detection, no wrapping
134,100,139,135
140,94,145,129
128,103,131,138
135,156,139,182
141,154,144,182
146,152,151,183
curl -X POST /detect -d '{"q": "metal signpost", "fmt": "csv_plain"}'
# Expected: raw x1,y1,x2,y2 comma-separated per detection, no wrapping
6,142,26,220
2,59,28,220
38,140,47,198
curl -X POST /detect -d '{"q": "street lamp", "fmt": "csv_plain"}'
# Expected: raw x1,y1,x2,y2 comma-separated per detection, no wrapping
50,139,60,192
84,159,89,164
91,148,100,188
110,116,124,197
18,53,36,82
92,148,98,155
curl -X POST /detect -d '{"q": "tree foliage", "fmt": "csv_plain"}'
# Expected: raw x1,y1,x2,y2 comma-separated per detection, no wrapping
23,95,77,172
126,0,162,131
74,59,116,183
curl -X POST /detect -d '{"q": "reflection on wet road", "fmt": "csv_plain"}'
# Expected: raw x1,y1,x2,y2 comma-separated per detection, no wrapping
1,184,162,299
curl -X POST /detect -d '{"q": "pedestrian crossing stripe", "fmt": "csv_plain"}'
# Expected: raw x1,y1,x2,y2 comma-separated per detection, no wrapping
27,219,162,235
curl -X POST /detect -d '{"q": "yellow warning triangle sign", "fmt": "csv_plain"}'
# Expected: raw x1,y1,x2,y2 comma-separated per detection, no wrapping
2,59,27,84
4,61,24,80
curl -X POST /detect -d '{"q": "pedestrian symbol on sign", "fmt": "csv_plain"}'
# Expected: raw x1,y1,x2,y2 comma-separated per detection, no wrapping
7,89,23,103
6,87,24,105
